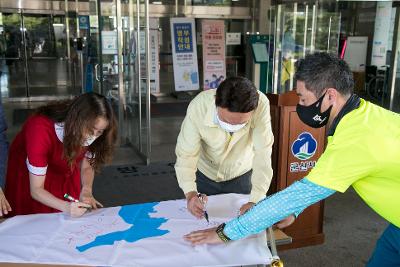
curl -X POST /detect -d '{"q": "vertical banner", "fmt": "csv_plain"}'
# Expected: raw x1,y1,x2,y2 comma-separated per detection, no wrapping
202,20,226,90
170,18,199,91
139,29,160,94
149,30,160,94
371,2,395,68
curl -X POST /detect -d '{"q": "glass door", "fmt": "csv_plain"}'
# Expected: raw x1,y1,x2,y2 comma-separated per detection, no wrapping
120,1,140,155
120,0,151,164
0,9,82,100
96,0,151,163
87,0,102,94
271,2,341,94
0,11,27,98
23,13,78,97
272,3,316,93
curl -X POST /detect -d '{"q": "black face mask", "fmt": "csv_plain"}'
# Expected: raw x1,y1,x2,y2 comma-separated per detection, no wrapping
296,92,332,128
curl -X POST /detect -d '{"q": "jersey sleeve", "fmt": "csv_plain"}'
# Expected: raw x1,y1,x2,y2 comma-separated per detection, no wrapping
224,178,335,240
307,135,375,193
25,116,53,176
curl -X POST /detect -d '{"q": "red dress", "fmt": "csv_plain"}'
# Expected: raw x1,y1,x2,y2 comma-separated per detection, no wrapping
5,115,87,216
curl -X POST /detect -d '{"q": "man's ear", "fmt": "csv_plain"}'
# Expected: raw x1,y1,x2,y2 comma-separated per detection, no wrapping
326,88,337,104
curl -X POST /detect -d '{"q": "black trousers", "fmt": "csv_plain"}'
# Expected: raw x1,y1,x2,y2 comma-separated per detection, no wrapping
195,170,252,196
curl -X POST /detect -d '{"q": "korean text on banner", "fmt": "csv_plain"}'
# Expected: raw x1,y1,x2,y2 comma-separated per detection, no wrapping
202,20,226,90
170,18,200,91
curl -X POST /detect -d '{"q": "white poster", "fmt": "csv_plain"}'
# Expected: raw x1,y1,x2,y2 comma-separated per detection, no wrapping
371,2,395,68
170,18,200,91
89,15,99,28
226,32,241,45
139,30,160,94
0,194,271,267
344,36,368,72
102,31,118,55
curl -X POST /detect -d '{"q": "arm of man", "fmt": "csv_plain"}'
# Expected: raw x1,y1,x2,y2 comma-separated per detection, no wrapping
80,157,103,209
184,178,335,244
248,95,274,204
174,104,203,217
224,178,335,240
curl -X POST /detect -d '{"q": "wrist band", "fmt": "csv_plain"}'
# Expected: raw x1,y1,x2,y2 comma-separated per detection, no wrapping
216,223,231,243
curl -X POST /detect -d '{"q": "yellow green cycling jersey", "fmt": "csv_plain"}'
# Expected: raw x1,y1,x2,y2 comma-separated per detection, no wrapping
308,98,400,228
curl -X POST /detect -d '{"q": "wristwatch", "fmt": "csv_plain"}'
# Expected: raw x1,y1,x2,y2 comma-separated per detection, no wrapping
216,223,231,243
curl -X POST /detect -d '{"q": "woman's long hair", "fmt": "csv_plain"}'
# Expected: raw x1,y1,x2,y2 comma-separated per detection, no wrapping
36,93,118,172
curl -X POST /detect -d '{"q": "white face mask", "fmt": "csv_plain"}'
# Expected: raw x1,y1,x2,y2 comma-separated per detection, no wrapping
216,113,247,133
82,135,98,147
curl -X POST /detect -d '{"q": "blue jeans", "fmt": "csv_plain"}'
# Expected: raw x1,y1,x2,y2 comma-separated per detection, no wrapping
367,224,400,267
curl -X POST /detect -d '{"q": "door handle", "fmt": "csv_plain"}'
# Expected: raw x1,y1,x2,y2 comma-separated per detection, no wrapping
95,63,100,82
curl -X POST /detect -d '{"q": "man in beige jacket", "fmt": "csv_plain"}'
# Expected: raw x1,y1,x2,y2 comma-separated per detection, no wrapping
175,76,274,218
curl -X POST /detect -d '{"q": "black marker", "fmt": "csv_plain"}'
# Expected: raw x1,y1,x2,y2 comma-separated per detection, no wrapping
197,193,209,223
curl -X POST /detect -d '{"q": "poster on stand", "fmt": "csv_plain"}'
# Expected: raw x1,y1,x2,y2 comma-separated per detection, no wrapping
170,18,200,91
202,20,226,90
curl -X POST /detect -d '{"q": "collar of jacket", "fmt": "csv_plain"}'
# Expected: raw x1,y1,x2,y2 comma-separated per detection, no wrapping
327,93,361,136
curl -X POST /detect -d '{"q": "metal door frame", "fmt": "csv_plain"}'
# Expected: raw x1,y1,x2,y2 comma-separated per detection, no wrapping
388,7,400,111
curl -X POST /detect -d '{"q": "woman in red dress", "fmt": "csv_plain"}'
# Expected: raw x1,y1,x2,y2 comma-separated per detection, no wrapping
4,92,117,217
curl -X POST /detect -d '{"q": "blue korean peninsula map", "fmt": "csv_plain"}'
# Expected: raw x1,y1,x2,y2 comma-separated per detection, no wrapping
76,202,169,252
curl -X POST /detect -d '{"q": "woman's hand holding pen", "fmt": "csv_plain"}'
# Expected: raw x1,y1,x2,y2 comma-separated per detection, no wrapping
79,187,104,210
66,201,91,218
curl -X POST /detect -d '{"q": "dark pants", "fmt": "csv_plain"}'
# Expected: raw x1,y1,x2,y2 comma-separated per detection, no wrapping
195,170,252,196
367,224,400,267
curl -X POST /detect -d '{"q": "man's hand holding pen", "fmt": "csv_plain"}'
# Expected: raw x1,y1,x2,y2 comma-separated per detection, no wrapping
186,191,209,220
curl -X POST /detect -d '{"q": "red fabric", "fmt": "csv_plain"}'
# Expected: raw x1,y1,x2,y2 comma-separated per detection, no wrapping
4,115,86,216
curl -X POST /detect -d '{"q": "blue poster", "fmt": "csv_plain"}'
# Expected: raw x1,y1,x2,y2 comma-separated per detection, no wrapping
170,18,199,91
173,23,193,53
79,15,90,30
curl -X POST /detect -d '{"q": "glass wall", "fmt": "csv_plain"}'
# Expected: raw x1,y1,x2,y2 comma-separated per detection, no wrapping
0,10,79,99
157,17,251,95
266,0,400,114
268,1,341,94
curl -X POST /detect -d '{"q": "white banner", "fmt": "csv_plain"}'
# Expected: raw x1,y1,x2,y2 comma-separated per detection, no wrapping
170,18,200,91
344,36,368,72
0,194,271,267
371,2,395,68
139,29,160,94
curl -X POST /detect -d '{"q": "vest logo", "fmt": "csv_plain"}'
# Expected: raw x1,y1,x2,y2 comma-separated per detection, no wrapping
291,132,317,160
